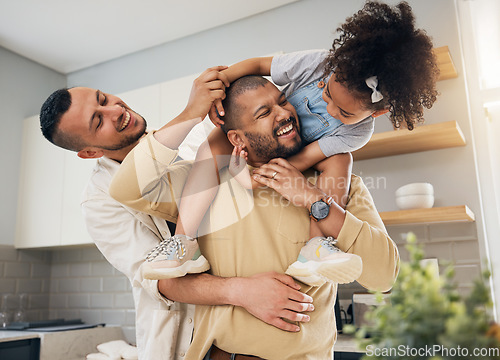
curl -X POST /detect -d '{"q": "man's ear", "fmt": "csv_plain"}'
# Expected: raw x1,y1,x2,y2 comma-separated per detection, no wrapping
372,109,389,118
226,130,246,148
77,148,104,159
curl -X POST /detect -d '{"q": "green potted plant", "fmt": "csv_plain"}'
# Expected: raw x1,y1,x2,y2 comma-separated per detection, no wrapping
345,233,500,359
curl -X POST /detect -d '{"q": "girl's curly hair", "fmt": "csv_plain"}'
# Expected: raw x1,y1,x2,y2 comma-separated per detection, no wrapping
325,1,439,130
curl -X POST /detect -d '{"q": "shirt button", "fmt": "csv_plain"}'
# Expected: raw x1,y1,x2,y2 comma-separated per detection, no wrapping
161,230,168,237
317,80,325,88
188,318,193,324
179,352,185,357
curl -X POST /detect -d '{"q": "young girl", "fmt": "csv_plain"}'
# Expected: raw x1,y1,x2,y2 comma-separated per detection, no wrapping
143,1,439,286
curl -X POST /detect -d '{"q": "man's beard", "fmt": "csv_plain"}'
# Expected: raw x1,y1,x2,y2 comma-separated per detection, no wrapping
244,117,303,161
100,116,147,151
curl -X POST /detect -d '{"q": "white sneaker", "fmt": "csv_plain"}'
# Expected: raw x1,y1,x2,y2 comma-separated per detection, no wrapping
142,235,210,280
286,236,362,286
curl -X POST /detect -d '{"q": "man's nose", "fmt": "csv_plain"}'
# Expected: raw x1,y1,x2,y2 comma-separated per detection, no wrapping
275,104,292,120
99,104,123,121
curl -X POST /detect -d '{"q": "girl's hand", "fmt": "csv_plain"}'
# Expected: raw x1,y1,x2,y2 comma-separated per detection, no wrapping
252,158,324,208
208,103,225,127
229,145,254,189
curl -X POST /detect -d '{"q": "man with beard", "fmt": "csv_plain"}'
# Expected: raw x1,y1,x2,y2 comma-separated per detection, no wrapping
110,75,399,360
39,68,316,360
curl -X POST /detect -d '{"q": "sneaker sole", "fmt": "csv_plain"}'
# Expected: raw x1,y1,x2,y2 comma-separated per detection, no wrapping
142,255,210,280
286,255,363,286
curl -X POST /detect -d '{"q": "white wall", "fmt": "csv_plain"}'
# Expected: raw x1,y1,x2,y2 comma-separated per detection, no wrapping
0,47,66,246
67,0,366,93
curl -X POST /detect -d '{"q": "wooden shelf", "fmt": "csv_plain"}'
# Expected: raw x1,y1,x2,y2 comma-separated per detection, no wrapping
352,120,466,161
434,46,458,81
380,205,475,226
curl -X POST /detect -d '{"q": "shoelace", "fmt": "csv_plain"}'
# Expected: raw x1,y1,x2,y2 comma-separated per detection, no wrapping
321,236,342,253
146,235,186,262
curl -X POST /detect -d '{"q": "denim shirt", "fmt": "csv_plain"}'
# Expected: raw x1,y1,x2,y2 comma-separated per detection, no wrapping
287,75,343,144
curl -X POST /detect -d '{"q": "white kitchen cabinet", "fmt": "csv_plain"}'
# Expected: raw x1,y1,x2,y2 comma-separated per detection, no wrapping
159,73,197,122
15,116,95,248
16,116,64,248
59,154,97,246
160,74,214,160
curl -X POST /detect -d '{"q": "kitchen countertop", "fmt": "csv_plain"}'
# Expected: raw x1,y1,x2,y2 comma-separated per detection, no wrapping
0,329,40,342
335,334,366,353
0,326,126,360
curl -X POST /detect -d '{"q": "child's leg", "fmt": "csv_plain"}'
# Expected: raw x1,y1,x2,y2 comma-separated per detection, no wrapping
176,128,235,236
286,153,362,286
143,128,233,280
309,153,352,238
176,140,221,238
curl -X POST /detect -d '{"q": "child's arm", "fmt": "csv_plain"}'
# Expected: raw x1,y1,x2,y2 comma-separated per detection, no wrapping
282,141,352,209
314,152,352,210
223,57,273,83
308,153,352,239
210,57,273,125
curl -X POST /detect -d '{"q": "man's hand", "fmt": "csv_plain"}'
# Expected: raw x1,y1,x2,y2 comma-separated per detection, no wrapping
158,271,314,332
232,271,314,332
252,158,324,209
184,66,230,122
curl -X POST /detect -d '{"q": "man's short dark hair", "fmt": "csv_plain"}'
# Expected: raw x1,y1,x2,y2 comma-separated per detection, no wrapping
220,76,270,134
39,88,86,152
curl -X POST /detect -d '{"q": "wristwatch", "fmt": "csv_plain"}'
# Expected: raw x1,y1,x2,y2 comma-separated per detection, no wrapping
309,196,334,222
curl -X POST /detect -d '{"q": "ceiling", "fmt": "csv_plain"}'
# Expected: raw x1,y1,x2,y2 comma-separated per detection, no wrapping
0,0,298,74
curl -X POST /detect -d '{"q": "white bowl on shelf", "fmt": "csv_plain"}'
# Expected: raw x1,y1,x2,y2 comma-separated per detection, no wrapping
396,194,434,210
395,183,434,210
395,182,434,197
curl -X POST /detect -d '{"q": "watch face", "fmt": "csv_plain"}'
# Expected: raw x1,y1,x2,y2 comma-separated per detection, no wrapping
311,200,330,220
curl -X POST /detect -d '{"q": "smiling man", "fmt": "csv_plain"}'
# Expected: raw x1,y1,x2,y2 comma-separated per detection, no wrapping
46,87,147,155
220,76,303,164
110,75,400,360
